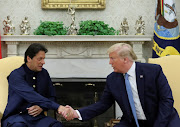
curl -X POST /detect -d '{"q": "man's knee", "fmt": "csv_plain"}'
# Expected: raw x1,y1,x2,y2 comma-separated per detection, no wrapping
50,121,64,127
9,122,27,127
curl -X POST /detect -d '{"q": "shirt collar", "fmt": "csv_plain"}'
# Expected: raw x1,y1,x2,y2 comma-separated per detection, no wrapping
127,62,135,77
23,64,38,76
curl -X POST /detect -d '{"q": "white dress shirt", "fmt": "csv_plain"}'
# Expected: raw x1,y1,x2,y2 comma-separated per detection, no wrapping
76,62,146,120
126,62,146,120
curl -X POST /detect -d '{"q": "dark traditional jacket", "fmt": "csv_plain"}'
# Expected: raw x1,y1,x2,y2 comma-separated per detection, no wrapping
2,64,60,127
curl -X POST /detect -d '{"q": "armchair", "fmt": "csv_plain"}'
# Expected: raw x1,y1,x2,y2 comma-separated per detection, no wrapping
148,55,180,114
0,56,24,122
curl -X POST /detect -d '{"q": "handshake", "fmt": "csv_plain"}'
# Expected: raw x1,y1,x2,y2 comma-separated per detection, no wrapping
58,105,79,121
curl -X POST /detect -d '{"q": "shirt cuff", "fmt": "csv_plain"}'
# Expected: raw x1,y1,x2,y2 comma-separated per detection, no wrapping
75,110,82,120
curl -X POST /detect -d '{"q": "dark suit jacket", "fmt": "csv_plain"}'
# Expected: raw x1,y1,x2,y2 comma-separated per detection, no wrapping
1,64,60,127
78,62,180,127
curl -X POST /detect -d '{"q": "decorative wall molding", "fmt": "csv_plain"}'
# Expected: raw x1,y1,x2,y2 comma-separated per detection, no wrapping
2,35,152,42
2,35,152,62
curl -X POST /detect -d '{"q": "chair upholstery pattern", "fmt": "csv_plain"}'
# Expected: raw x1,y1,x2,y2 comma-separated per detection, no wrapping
0,56,24,121
148,55,180,114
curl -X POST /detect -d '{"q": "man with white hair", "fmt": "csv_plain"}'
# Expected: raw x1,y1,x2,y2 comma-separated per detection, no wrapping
64,43,180,127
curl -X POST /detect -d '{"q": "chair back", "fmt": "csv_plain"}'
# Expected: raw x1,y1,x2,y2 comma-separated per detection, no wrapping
0,56,24,120
148,55,180,114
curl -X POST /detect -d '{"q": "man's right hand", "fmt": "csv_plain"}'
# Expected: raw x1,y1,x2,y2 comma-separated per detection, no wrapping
58,105,79,121
58,105,74,121
65,105,79,119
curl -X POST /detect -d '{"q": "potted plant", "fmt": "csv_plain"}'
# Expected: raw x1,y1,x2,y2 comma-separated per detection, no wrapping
78,20,116,35
34,21,67,36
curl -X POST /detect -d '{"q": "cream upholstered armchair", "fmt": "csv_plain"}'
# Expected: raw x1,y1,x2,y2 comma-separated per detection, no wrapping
148,55,180,114
0,56,24,124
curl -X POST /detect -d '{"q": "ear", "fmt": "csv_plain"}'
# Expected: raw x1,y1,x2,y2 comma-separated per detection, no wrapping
124,57,128,63
27,56,32,63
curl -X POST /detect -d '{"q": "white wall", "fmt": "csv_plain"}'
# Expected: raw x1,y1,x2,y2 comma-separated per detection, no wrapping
1,0,179,35
0,0,179,58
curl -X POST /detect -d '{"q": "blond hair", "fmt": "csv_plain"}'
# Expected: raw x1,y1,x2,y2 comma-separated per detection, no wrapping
107,43,137,61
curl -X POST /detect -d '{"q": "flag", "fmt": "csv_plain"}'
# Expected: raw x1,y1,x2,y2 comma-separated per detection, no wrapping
0,32,2,59
152,0,180,58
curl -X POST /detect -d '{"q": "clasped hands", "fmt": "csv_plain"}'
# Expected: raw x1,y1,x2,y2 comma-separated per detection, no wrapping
58,105,79,121
27,105,78,121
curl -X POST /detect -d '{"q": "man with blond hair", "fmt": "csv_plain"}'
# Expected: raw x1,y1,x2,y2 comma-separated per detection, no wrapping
64,43,180,127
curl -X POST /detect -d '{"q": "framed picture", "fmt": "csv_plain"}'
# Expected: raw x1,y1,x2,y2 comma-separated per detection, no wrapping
42,0,106,9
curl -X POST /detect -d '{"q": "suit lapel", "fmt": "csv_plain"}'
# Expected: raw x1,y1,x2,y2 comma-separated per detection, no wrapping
135,62,145,111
